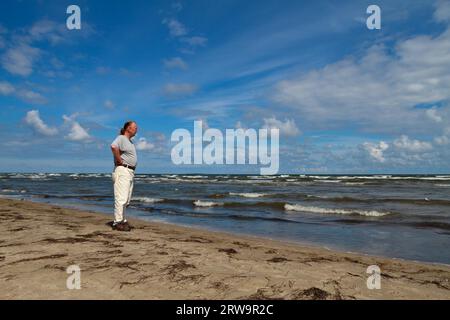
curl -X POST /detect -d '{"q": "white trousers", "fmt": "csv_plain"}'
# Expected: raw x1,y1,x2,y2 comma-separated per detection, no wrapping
112,166,134,222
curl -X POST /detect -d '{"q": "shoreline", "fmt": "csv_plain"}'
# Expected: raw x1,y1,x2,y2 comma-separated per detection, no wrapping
13,195,450,267
0,198,449,299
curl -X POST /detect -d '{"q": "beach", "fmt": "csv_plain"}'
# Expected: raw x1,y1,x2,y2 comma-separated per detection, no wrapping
0,197,449,300
2,173,450,264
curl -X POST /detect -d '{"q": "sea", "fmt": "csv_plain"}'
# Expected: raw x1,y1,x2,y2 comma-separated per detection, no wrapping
1,172,449,264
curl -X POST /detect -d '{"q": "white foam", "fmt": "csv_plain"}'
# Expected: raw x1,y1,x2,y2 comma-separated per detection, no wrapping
229,192,267,198
435,184,450,187
28,174,49,180
133,197,164,203
1,189,27,193
284,204,390,217
8,174,27,179
183,175,208,179
193,200,223,207
306,194,329,199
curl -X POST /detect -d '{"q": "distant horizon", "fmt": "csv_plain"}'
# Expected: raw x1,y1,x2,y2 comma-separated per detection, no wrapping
2,171,450,176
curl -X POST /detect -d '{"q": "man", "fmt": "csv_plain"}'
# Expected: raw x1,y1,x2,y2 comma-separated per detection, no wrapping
110,120,138,231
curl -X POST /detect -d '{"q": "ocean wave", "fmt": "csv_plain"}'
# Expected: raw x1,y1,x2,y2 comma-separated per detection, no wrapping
132,197,164,203
344,182,366,185
407,221,450,231
229,192,267,198
155,208,306,224
183,175,208,179
193,200,223,207
1,189,27,193
435,184,450,187
7,174,28,179
284,204,391,217
302,195,450,206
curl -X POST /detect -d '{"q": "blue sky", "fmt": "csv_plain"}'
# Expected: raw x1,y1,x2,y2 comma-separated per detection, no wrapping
0,0,449,173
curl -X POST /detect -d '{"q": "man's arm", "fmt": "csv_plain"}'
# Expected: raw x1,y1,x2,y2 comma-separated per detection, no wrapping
111,145,123,166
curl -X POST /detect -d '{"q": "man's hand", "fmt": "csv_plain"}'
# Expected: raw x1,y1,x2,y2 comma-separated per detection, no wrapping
111,145,123,166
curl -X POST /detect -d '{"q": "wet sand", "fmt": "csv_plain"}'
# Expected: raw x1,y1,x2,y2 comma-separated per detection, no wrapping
0,198,449,299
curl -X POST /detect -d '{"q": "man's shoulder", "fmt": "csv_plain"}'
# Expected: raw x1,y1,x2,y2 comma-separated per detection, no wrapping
112,135,125,145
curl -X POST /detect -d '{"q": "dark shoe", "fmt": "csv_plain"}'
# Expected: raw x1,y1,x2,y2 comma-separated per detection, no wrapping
124,221,133,230
112,221,131,232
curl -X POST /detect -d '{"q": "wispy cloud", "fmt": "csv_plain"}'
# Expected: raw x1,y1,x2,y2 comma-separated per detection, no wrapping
1,44,41,76
16,88,47,104
163,83,198,97
180,36,207,47
163,57,188,70
162,18,187,37
0,81,14,95
104,99,115,109
0,81,47,104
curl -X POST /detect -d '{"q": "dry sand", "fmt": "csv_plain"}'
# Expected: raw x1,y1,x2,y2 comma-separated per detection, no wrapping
0,198,449,299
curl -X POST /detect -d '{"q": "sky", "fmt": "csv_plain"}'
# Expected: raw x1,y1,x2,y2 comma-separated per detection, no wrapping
0,0,449,174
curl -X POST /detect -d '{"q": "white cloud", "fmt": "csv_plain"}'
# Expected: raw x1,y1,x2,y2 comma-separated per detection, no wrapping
162,18,187,37
171,2,183,12
273,19,450,134
0,81,15,95
63,115,91,142
435,135,449,145
163,57,188,70
180,36,208,47
393,135,433,152
434,126,450,145
104,99,115,109
96,66,111,75
362,141,389,163
426,107,443,122
263,117,300,137
1,44,41,76
0,81,47,104
24,110,58,136
135,137,154,151
29,19,65,44
164,83,198,96
434,0,450,23
16,89,47,104
235,121,245,129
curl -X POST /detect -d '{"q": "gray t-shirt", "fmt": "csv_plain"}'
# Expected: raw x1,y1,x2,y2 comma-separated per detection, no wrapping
111,135,137,167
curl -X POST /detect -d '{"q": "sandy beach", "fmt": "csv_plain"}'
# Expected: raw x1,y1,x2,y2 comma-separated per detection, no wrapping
0,197,449,300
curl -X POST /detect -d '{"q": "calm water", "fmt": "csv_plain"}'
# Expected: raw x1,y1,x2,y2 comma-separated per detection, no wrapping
1,173,449,264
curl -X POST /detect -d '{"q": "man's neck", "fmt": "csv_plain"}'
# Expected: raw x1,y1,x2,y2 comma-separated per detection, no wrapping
123,133,133,140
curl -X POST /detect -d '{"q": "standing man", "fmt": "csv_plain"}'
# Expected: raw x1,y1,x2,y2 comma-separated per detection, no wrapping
110,120,138,231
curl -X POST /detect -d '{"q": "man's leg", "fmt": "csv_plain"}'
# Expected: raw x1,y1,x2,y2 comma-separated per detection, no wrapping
125,170,134,208
113,166,131,224
122,169,134,223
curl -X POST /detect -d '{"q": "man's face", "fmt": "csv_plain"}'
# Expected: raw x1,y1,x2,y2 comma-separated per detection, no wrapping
128,122,138,137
